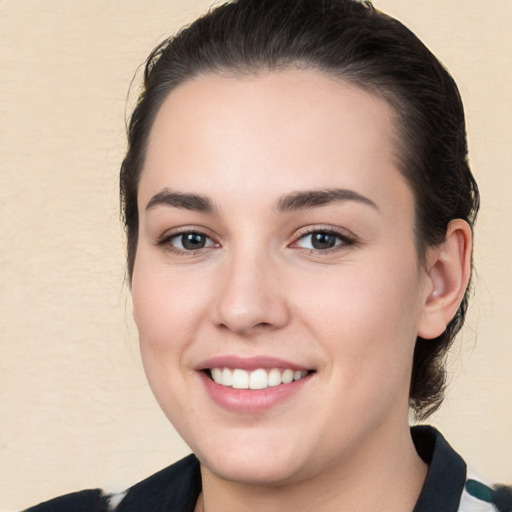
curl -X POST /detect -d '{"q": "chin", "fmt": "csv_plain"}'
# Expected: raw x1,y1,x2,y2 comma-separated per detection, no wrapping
200,450,306,486
188,428,312,486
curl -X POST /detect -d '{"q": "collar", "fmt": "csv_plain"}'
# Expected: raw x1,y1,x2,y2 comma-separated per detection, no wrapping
412,425,467,512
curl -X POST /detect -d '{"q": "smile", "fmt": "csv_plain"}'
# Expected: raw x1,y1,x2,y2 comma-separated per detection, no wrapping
209,367,310,390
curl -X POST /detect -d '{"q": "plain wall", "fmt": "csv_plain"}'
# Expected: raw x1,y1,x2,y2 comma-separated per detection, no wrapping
0,1,511,510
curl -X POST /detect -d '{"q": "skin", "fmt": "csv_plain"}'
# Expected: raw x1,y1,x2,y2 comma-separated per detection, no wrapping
132,69,471,512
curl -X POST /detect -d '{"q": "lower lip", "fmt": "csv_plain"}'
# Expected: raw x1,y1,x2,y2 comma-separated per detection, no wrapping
199,372,311,413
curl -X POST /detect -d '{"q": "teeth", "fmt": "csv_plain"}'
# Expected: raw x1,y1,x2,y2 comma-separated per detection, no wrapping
268,368,282,387
221,368,233,386
209,367,308,389
232,369,249,389
281,369,294,384
211,368,222,382
249,368,268,390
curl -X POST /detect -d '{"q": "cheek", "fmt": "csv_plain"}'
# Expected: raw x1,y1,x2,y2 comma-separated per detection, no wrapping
296,256,423,378
131,266,205,420
132,253,206,340
131,256,209,388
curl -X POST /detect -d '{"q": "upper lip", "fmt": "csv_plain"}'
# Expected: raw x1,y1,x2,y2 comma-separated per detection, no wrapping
196,355,311,372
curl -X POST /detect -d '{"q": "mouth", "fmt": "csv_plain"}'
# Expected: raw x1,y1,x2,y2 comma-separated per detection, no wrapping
197,357,315,412
207,367,312,390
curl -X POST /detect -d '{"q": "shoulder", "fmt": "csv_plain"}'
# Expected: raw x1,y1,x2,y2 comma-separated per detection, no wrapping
22,489,111,512
411,425,512,512
23,454,201,512
116,453,201,512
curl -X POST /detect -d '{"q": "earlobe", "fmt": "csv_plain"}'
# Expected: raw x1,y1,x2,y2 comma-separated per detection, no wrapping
418,219,472,340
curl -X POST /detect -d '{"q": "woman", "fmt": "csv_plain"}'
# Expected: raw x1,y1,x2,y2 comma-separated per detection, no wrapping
25,0,510,511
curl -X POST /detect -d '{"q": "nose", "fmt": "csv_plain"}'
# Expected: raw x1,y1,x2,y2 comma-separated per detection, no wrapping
209,250,290,336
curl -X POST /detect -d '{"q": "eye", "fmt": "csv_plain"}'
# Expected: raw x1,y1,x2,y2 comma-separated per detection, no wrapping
294,230,354,251
157,230,219,253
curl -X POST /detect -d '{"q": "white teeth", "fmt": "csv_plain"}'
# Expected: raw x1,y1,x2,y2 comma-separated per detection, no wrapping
209,367,309,389
281,369,294,384
249,368,268,389
268,368,282,387
232,369,249,389
211,368,222,382
221,367,233,386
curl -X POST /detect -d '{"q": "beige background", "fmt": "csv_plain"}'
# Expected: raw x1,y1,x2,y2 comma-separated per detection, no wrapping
0,1,511,510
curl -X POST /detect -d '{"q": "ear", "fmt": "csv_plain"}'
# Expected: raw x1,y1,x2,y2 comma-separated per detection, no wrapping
418,219,473,340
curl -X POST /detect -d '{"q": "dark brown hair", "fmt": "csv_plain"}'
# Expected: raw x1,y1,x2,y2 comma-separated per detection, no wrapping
120,0,479,419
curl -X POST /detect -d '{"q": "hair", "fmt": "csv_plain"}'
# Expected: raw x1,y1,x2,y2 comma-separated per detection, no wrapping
120,0,479,419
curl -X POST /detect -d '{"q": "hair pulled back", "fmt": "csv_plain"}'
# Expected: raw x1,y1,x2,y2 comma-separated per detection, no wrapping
120,0,479,419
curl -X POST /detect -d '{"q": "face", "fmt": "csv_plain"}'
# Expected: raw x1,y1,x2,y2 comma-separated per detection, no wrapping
132,70,434,486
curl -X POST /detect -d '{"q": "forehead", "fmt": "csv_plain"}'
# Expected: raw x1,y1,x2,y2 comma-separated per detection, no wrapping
140,69,412,217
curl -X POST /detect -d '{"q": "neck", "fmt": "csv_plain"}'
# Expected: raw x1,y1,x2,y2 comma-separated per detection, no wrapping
196,422,427,512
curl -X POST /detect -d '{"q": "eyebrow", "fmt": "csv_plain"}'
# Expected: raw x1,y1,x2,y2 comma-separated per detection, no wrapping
145,189,216,212
276,188,378,212
145,187,377,214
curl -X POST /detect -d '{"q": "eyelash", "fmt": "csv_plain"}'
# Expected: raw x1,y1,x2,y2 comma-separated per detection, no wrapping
156,229,219,256
291,227,357,254
156,227,356,256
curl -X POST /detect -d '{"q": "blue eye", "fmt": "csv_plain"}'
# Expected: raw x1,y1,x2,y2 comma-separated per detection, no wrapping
295,230,353,251
168,232,216,251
